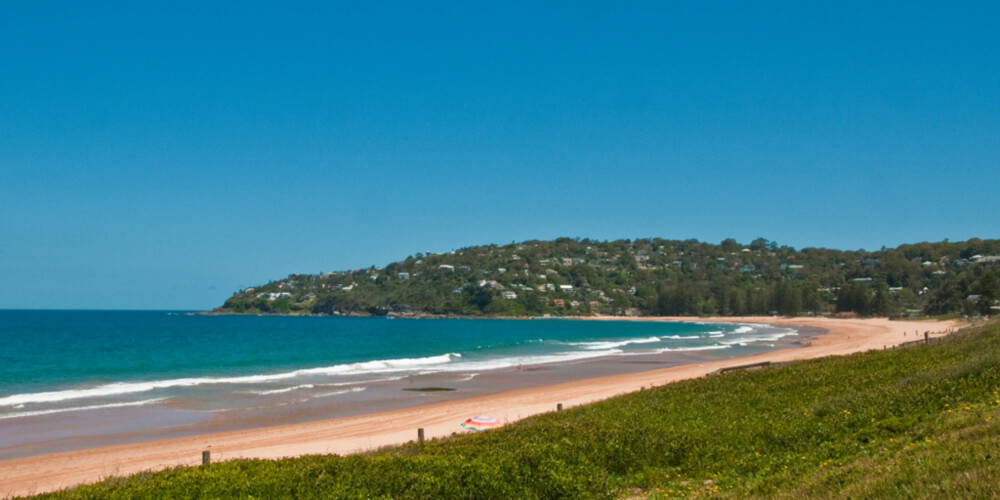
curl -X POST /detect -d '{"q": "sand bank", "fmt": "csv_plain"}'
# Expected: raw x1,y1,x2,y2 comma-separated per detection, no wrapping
0,316,959,497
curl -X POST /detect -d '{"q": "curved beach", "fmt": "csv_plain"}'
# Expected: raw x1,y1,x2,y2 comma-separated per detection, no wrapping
0,316,958,497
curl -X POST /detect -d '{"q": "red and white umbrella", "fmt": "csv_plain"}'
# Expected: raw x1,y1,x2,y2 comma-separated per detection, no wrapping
461,415,500,431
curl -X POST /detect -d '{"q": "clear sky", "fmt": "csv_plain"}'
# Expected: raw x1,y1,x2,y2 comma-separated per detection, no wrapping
2,2,998,310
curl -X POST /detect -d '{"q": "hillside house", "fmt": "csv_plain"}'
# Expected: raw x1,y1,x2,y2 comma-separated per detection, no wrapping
477,280,502,289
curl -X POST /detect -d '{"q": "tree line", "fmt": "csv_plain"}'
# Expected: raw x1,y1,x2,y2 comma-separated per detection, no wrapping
218,237,1000,318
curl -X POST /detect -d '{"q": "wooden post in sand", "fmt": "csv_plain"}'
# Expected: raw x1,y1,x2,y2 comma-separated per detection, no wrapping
417,428,424,445
924,331,929,344
202,451,210,466
557,403,563,411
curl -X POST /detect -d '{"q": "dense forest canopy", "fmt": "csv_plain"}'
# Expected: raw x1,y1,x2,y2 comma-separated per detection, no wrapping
217,237,1000,318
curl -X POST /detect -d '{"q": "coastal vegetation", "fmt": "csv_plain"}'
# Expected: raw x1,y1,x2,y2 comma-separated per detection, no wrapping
28,320,1000,499
217,237,1000,318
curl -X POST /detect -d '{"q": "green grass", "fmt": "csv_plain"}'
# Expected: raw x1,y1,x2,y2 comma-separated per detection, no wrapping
24,322,1000,499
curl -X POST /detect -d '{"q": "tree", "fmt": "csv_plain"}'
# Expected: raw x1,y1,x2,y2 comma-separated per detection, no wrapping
800,285,821,313
975,272,999,316
471,288,494,312
773,281,801,316
924,278,964,316
837,283,870,315
720,238,740,253
749,238,770,251
871,283,891,316
728,288,746,316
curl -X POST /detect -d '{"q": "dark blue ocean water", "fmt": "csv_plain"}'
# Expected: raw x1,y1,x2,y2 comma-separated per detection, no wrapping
0,311,797,421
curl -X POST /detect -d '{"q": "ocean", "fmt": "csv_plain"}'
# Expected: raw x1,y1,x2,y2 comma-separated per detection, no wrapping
0,311,807,457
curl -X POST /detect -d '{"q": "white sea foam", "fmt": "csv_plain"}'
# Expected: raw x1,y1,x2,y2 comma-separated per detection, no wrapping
313,386,367,398
568,336,661,350
216,387,368,412
291,353,460,376
451,349,625,372
0,353,461,407
719,330,797,345
732,326,755,334
251,384,315,396
0,398,169,420
656,345,731,353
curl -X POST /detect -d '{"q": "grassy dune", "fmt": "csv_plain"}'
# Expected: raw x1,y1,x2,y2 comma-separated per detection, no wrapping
26,322,1000,499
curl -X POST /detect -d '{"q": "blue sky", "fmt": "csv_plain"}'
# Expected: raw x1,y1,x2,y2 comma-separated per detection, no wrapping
2,2,998,310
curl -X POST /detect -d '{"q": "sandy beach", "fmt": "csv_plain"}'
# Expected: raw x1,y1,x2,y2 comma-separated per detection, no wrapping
0,316,959,497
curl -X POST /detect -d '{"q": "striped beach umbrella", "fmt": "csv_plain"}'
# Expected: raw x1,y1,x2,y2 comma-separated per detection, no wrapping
461,415,500,431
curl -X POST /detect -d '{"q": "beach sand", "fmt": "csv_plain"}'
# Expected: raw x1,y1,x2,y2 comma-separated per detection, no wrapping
0,316,959,497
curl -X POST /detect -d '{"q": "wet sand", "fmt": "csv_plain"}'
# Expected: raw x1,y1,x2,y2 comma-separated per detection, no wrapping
0,317,958,497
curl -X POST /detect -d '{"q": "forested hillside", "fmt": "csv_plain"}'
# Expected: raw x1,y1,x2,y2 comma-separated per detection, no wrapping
216,237,1000,318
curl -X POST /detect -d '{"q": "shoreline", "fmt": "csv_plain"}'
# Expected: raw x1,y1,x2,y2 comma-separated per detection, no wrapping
0,321,810,461
0,316,959,497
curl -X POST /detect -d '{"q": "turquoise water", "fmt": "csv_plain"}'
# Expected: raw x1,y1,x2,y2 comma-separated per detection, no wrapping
0,311,798,421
